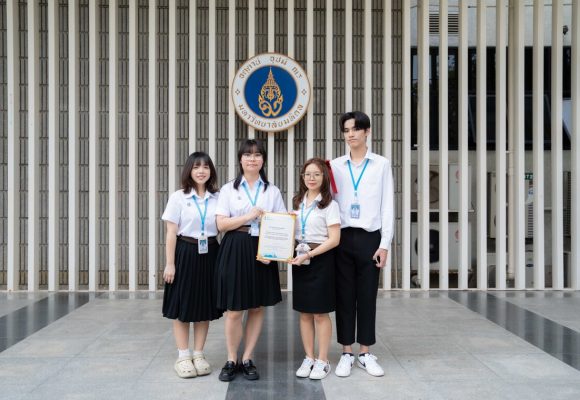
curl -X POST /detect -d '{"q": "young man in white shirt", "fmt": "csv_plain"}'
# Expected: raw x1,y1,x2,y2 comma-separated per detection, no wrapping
330,111,394,378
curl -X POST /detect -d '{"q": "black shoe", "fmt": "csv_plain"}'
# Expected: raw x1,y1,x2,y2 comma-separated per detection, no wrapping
218,361,237,382
241,359,259,380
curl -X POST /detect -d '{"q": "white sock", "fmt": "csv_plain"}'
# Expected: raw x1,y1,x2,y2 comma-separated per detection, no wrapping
193,350,204,357
178,348,191,359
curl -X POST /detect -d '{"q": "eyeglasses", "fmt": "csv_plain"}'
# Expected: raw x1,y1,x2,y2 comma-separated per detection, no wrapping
241,153,263,160
342,127,363,134
301,173,323,180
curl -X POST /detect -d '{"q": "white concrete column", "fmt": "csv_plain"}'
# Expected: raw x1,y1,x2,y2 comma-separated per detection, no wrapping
6,0,20,291
228,0,236,179
476,0,487,289
512,0,526,289
287,0,295,291
168,0,177,192
88,0,100,291
48,0,60,291
345,0,352,111
189,0,197,154
438,0,449,290
417,0,429,290
383,0,392,289
306,0,313,160
495,0,507,289
68,0,79,291
532,0,545,289
148,0,158,291
401,0,411,289
208,0,216,160
27,0,41,291
248,0,255,139
325,0,333,160
109,0,118,291
128,0,138,291
267,0,275,180
551,0,564,289
458,0,469,289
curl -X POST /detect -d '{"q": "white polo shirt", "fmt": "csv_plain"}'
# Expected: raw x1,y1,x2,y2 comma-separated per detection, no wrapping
330,149,395,249
293,194,341,244
215,177,287,218
162,189,219,237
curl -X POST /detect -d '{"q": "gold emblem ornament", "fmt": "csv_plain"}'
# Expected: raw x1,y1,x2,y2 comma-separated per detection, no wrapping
258,68,284,117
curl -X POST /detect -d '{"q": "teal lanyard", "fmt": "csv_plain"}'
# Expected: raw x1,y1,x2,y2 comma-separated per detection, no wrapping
300,200,318,240
242,181,262,206
193,196,209,235
347,159,370,198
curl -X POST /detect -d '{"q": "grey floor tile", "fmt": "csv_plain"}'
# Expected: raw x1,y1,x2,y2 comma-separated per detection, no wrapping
78,335,164,358
397,354,499,382
132,381,228,400
26,382,133,400
322,378,442,400
453,332,543,355
427,380,544,400
474,353,580,382
49,356,153,384
380,335,467,356
0,356,70,386
0,336,95,358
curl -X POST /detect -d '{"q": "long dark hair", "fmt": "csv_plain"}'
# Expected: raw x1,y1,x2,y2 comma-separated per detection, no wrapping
233,139,270,190
292,158,333,210
181,152,219,195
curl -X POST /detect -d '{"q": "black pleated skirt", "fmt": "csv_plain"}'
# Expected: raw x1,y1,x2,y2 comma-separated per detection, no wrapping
292,248,336,313
162,238,223,322
216,231,282,311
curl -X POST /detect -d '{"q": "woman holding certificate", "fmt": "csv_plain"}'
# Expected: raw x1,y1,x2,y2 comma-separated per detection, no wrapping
291,158,341,380
215,139,286,382
162,152,222,379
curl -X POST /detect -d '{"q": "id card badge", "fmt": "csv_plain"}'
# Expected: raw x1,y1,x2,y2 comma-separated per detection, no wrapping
250,219,260,237
198,234,209,254
350,202,361,219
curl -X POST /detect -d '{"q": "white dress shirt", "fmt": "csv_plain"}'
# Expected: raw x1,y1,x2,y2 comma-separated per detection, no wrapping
162,189,219,237
293,194,341,243
215,177,287,218
330,148,395,249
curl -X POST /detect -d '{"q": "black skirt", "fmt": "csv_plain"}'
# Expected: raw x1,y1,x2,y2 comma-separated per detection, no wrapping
162,238,223,322
292,248,336,313
216,231,282,311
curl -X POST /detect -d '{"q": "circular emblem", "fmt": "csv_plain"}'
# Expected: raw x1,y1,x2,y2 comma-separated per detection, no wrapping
232,53,311,132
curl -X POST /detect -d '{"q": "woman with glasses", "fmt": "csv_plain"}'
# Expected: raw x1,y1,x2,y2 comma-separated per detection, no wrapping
215,139,286,382
292,158,341,380
162,152,222,379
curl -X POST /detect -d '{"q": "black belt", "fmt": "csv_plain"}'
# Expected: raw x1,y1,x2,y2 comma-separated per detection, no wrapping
178,235,218,245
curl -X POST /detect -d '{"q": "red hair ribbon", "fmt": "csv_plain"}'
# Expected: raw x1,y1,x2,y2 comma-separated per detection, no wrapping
325,160,338,194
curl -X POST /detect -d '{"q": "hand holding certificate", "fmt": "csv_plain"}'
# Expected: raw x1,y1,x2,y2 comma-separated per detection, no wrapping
257,212,297,263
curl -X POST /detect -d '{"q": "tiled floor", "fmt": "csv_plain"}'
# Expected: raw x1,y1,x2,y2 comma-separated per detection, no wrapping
1,291,580,399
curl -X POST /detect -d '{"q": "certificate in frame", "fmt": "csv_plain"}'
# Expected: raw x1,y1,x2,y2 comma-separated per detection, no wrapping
256,212,297,262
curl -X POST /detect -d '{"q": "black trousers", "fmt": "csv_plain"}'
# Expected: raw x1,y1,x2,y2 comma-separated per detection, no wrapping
335,228,381,346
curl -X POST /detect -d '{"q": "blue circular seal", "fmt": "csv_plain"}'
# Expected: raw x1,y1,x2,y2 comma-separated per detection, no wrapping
232,53,311,132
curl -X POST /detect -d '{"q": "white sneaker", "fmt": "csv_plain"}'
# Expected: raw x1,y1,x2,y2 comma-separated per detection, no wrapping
335,353,354,377
309,359,331,380
296,357,315,378
357,353,385,377
174,356,197,378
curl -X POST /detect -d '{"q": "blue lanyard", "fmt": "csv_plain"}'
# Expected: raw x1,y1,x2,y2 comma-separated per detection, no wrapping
193,196,209,234
347,159,370,197
242,181,262,206
300,200,318,240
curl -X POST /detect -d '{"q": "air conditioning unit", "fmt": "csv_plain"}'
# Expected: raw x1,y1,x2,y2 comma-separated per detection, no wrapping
410,222,470,271
410,163,468,211
488,173,533,239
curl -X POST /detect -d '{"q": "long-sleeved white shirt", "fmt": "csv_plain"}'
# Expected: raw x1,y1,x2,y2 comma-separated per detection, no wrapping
330,149,395,249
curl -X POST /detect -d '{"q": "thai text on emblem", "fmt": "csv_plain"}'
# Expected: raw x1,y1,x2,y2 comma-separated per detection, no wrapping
258,68,284,117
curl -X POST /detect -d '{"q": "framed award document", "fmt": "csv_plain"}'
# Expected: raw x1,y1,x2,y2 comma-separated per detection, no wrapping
257,212,297,262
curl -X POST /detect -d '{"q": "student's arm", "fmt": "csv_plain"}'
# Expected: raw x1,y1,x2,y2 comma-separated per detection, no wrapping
163,222,178,283
374,159,395,268
292,224,340,266
216,208,263,232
